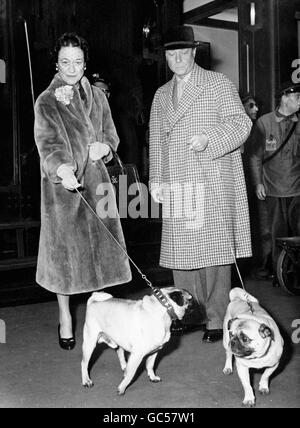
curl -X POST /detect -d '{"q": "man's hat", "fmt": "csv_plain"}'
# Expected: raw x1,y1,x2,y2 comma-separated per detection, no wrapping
278,81,300,96
163,25,199,50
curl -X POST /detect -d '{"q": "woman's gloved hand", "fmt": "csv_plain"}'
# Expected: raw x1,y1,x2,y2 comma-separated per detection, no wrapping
89,142,111,161
56,164,81,191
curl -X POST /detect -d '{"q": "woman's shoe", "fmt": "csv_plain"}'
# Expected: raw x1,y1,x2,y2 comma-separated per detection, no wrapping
58,324,76,350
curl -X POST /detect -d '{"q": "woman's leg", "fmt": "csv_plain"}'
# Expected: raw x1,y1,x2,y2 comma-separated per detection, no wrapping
57,294,73,338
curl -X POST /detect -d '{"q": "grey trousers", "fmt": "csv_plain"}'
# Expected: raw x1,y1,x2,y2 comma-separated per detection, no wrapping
173,265,231,330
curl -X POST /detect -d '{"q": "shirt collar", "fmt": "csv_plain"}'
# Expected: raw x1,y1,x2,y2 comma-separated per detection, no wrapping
175,71,192,85
275,107,299,123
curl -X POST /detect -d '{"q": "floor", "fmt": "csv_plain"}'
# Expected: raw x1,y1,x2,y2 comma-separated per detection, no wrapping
0,275,299,409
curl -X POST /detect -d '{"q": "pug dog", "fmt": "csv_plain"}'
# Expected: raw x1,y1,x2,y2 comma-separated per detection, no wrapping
223,287,284,407
81,287,194,395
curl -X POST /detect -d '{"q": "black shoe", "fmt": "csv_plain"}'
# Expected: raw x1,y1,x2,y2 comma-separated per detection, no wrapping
202,329,223,343
58,324,76,350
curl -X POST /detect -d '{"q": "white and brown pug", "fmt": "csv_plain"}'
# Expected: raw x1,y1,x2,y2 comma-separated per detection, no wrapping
81,287,194,395
223,287,284,407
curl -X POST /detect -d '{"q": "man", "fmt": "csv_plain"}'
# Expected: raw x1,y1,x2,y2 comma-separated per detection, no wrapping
241,96,273,280
91,73,111,99
242,95,259,122
250,82,300,279
149,26,252,342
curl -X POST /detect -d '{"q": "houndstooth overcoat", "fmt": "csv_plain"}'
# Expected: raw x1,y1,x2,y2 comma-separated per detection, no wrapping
149,64,252,269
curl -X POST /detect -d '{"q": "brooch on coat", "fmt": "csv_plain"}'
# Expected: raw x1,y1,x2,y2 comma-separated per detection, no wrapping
54,85,74,105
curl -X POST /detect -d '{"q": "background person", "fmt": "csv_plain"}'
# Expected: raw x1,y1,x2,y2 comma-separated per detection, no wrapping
149,26,252,342
91,73,111,99
242,95,259,122
241,95,273,280
250,81,300,280
34,32,131,350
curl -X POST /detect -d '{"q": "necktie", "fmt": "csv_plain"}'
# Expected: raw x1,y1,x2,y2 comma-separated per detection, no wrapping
173,79,185,109
177,79,185,101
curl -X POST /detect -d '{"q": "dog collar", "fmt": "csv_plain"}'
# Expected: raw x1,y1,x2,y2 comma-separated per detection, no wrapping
151,287,178,321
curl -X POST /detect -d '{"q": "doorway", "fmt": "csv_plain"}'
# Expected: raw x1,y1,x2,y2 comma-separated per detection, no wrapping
183,0,239,88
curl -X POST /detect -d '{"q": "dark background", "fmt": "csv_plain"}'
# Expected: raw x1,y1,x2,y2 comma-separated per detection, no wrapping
0,0,299,305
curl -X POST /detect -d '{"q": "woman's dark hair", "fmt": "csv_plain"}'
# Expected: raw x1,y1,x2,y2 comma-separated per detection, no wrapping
52,32,89,63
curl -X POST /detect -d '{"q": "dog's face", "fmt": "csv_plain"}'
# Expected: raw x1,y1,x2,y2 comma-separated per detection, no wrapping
227,318,274,359
161,287,194,320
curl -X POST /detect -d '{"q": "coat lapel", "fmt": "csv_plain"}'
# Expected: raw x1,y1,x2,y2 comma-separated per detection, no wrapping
165,65,208,128
163,76,177,125
49,74,94,126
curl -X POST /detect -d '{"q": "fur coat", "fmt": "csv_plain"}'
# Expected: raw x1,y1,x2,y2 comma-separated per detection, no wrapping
149,65,252,269
34,74,131,294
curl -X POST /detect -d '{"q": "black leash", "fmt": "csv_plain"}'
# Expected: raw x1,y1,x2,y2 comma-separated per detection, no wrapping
75,188,178,321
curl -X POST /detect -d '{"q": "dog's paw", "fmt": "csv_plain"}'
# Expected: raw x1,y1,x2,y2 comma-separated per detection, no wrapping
259,387,270,396
82,379,94,388
242,398,256,408
149,374,161,383
223,367,233,375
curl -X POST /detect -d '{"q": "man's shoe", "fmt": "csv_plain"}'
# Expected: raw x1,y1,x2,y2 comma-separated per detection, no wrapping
202,329,223,343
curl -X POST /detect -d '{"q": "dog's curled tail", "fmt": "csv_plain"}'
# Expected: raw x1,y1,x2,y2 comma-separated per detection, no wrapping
87,292,113,305
229,287,258,303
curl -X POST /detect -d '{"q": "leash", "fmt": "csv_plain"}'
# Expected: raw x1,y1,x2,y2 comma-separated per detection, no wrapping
74,188,178,320
214,163,254,314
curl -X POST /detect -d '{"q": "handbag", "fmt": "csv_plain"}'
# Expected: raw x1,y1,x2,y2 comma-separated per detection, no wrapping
105,150,143,215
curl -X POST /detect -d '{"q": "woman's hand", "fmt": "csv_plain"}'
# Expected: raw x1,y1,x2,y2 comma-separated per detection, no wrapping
57,164,81,191
89,142,111,161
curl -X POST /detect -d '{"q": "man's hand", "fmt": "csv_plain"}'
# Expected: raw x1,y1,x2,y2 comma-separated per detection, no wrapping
57,164,81,191
188,134,208,152
256,183,266,200
89,142,111,161
150,185,164,203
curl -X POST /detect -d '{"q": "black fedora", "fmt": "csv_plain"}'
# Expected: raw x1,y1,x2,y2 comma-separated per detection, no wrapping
163,25,199,50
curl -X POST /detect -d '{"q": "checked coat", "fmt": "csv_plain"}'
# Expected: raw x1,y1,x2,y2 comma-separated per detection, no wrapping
149,64,253,269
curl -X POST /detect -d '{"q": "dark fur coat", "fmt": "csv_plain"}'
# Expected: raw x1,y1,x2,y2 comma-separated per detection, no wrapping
34,74,131,294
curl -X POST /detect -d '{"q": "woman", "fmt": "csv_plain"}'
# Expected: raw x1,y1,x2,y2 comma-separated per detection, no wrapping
34,33,131,350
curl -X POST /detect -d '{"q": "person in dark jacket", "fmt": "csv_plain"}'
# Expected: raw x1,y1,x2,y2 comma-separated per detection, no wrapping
250,82,300,278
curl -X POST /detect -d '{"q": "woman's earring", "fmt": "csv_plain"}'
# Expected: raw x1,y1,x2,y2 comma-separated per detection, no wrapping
55,64,58,71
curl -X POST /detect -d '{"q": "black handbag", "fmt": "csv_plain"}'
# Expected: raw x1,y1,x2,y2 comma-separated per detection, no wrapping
105,150,143,215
